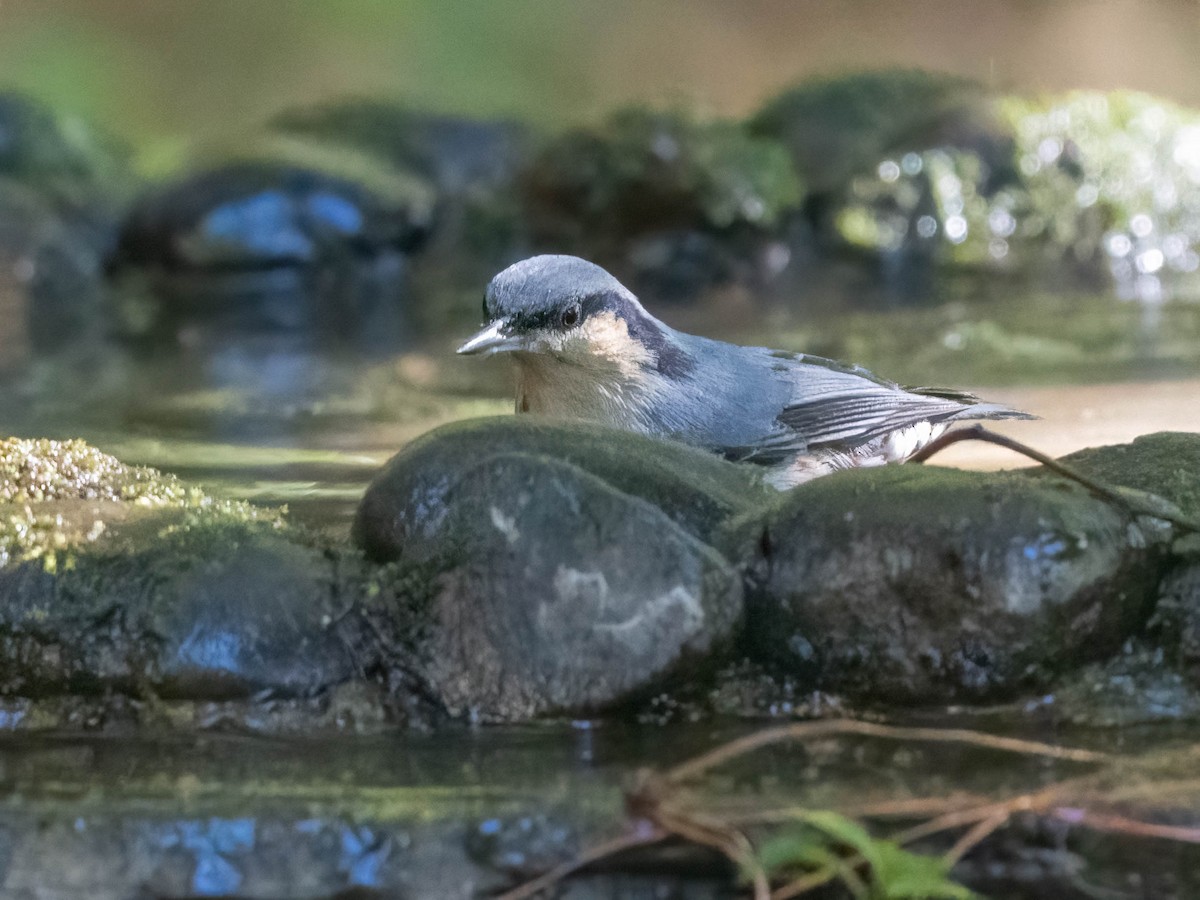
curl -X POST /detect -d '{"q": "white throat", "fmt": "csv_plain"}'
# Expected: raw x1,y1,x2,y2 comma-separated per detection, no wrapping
512,309,668,428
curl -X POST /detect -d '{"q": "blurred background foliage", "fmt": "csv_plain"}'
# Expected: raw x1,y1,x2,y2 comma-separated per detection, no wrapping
0,0,1198,458
4,0,1200,153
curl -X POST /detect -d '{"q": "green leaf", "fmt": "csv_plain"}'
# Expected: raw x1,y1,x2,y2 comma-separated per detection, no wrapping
793,810,887,874
870,841,976,899
755,828,840,875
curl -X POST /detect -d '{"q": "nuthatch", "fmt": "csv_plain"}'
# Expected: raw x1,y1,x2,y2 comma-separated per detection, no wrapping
458,255,1032,488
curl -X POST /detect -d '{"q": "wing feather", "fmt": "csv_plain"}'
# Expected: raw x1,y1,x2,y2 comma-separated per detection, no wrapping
725,351,1031,461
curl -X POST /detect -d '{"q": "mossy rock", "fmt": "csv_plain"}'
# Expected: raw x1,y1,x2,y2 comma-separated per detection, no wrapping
0,91,136,217
374,452,743,720
750,70,1005,195
0,437,374,706
525,107,802,237
1056,432,1200,522
270,98,533,194
750,463,1173,702
353,415,773,561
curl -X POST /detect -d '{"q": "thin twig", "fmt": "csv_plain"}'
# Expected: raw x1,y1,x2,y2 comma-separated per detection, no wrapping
843,793,994,820
888,799,1020,847
1094,776,1200,806
723,793,990,827
494,828,667,900
1052,808,1200,844
665,720,1106,785
656,807,772,900
909,424,1199,532
890,782,1075,849
943,810,1012,865
768,868,844,900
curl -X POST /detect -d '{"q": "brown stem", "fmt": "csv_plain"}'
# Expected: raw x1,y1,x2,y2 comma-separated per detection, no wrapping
770,864,842,900
942,810,1012,866
664,719,1106,785
494,828,667,900
909,425,1199,532
1052,807,1200,844
723,793,991,827
655,808,772,900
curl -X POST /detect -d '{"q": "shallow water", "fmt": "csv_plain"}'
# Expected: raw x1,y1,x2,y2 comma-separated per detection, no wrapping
1,294,1198,895
1,717,1199,897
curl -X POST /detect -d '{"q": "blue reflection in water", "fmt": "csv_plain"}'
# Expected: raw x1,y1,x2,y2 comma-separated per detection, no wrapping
477,818,502,836
340,825,390,886
160,818,256,895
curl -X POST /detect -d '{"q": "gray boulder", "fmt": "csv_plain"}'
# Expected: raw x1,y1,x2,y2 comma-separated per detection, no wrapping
354,418,756,720
750,463,1174,701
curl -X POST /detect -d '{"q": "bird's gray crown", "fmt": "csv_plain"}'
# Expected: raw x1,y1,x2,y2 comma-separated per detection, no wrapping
484,255,638,327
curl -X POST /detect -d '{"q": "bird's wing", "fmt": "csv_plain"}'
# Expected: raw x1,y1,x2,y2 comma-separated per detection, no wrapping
721,351,1028,462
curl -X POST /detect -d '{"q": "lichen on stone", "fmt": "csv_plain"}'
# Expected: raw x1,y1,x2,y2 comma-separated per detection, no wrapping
0,437,188,504
0,437,285,572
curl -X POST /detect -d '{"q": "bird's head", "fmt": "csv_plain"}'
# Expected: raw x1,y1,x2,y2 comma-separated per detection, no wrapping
457,255,687,377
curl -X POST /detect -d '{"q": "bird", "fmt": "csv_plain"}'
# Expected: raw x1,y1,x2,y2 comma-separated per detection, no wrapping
457,255,1033,489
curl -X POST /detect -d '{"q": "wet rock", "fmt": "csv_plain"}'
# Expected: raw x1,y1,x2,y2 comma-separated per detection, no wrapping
111,161,432,350
271,99,532,196
751,70,1005,198
355,419,752,720
0,437,371,708
0,175,115,362
750,464,1172,702
521,108,802,303
0,96,133,362
149,534,361,699
0,508,364,701
0,91,135,251
1150,559,1200,686
354,416,771,559
751,71,1022,304
1049,638,1200,726
269,100,538,335
378,453,741,721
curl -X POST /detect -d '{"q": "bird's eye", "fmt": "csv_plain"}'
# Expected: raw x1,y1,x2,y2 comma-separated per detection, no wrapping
560,304,580,328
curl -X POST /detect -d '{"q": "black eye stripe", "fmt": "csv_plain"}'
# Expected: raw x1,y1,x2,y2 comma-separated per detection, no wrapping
501,292,616,331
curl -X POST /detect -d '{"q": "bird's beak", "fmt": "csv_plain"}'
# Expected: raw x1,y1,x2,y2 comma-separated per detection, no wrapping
456,319,524,355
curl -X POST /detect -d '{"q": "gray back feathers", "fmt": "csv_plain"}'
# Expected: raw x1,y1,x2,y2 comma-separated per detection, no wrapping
482,255,1032,463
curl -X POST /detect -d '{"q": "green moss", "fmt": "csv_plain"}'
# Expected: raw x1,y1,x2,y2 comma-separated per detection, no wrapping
751,69,991,193
0,437,286,571
0,91,135,208
0,436,188,504
1058,433,1200,522
527,107,803,235
355,416,772,562
785,81,1200,288
218,132,437,219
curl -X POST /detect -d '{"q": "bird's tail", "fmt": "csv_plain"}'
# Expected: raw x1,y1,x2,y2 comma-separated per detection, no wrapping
946,402,1038,422
907,386,1037,423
